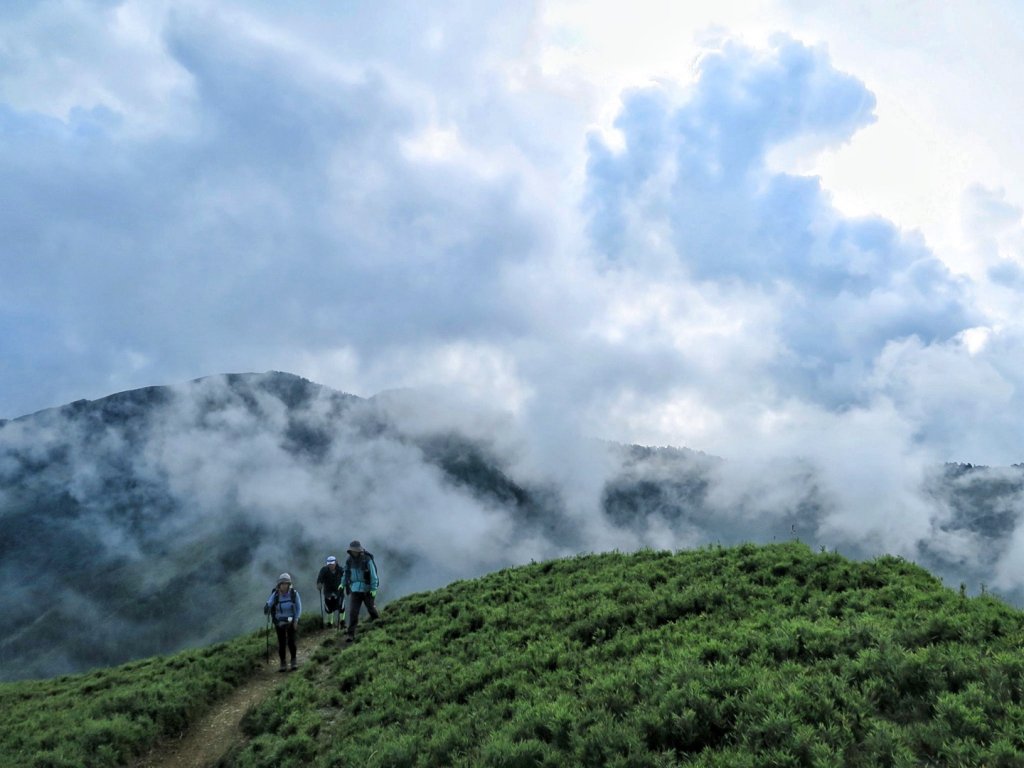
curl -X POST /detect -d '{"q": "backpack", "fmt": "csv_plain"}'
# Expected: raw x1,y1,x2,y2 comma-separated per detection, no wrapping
347,552,375,586
269,588,298,621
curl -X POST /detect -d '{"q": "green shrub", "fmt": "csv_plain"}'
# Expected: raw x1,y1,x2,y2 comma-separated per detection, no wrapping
0,626,269,767
217,545,1024,766
9,544,1024,767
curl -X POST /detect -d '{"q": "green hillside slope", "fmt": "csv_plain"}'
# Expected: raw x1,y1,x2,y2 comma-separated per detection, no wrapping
230,542,1024,767
0,623,281,767
3,543,1023,768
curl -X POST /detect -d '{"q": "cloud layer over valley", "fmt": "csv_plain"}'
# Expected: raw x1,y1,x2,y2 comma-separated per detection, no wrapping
2,372,1023,679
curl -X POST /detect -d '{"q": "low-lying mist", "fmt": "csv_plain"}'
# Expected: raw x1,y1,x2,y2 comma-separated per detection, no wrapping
1,371,1020,680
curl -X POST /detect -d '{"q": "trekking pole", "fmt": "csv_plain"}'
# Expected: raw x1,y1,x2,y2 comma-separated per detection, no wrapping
319,589,325,627
264,614,271,664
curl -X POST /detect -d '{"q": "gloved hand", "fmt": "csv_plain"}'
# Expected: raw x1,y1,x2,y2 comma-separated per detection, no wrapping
263,605,270,615
345,587,351,595
370,590,377,599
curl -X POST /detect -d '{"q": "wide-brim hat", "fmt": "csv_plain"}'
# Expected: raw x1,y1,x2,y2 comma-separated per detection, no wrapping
346,540,364,554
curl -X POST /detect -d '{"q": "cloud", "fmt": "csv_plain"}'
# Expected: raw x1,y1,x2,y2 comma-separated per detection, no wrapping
0,0,192,135
0,6,1005,480
0,1,558,417
583,36,976,413
961,185,1024,297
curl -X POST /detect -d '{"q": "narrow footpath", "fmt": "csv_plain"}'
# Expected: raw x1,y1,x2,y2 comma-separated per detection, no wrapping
132,628,333,768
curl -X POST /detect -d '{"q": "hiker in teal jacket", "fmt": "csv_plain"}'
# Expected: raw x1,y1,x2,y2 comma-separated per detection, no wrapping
342,540,379,642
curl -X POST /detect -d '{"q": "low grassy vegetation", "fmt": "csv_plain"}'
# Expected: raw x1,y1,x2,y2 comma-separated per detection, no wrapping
0,616,315,768
231,543,1024,767
5,543,1024,767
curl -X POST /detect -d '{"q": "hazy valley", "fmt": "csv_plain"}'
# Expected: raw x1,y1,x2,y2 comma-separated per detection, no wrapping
2,371,1022,681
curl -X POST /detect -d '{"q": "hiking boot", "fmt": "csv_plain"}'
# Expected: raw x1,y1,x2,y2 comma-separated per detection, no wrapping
290,660,298,671
345,634,354,643
278,663,287,673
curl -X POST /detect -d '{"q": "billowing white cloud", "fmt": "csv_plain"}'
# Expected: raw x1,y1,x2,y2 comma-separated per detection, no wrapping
584,37,975,408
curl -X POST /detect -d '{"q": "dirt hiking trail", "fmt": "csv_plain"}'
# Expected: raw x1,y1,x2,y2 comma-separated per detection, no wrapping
132,627,337,768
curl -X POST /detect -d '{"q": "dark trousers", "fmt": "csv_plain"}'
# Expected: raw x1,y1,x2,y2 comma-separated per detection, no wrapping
275,622,297,663
346,592,379,636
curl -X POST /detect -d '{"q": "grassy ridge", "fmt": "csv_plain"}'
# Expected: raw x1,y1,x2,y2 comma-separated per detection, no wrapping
3,544,1023,767
231,543,1024,767
0,616,302,768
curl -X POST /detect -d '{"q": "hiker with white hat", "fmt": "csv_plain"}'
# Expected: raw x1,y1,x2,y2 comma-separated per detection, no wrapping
316,555,344,628
342,540,379,643
263,572,302,672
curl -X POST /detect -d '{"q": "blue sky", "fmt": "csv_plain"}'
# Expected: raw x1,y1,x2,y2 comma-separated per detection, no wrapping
3,0,1024,470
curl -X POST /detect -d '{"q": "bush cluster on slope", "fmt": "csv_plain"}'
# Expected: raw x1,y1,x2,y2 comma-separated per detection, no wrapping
231,543,1024,768
0,618,297,768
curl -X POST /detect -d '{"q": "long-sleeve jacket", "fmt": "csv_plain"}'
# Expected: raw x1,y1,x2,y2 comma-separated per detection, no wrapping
316,564,343,594
265,588,302,626
343,553,379,593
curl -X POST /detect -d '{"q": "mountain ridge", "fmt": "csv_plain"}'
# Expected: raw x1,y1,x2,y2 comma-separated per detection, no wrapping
2,371,1023,682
